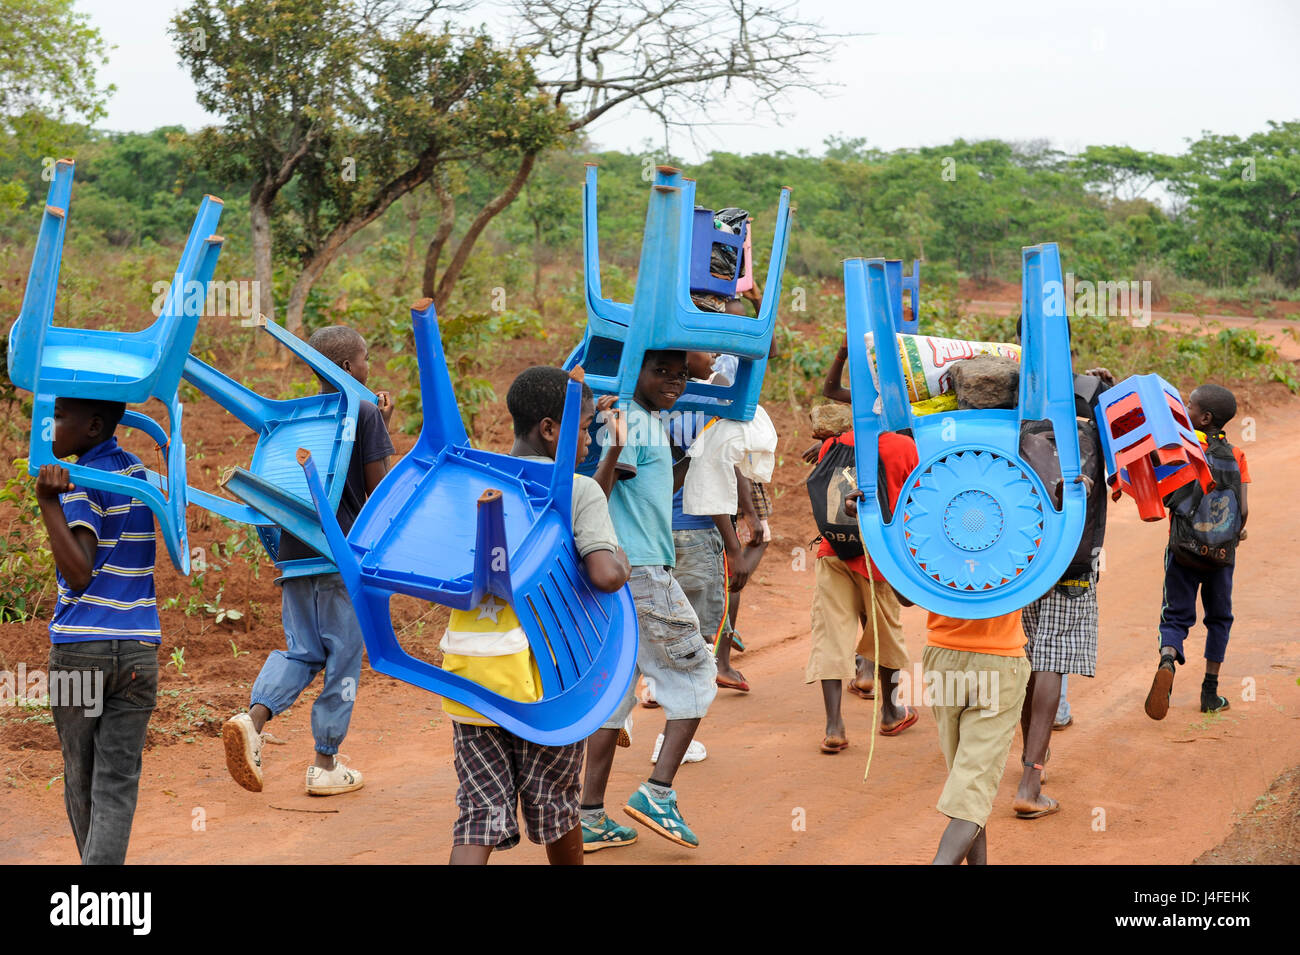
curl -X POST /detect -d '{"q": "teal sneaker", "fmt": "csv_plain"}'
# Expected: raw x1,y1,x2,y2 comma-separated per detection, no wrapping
623,783,699,848
581,812,638,852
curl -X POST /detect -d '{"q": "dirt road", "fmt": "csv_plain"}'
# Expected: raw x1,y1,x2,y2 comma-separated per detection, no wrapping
2,401,1297,865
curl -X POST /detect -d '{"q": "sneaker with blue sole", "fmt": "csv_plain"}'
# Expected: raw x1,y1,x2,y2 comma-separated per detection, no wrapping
581,812,638,852
624,783,699,848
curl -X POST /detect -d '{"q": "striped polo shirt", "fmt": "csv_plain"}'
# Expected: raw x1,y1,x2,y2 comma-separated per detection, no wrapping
49,437,161,644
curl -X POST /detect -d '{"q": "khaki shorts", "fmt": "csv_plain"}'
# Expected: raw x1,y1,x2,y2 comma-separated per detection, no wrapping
923,645,1030,828
806,556,908,682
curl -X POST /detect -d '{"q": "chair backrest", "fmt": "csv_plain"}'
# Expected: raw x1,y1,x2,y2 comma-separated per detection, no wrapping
7,159,74,393
844,242,1086,618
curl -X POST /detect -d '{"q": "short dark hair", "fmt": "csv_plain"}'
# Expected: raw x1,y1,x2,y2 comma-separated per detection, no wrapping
506,366,593,438
307,325,366,368
61,397,126,436
641,349,687,368
1191,384,1237,429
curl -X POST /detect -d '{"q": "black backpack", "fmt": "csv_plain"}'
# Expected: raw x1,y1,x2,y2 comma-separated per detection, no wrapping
806,437,894,561
1019,418,1108,580
1167,431,1243,569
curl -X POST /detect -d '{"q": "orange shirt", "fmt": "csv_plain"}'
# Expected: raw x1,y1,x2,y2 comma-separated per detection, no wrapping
925,610,1026,657
815,431,919,581
1194,430,1250,482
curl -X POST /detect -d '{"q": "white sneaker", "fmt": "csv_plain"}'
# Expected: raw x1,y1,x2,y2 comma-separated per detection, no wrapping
222,713,264,793
616,715,634,748
305,756,364,796
650,733,707,765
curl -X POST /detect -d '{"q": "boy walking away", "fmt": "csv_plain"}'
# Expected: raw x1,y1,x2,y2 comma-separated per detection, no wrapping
223,326,394,795
440,367,630,865
581,350,718,851
806,429,920,753
1145,384,1249,720
37,398,160,864
925,608,1030,864
1013,369,1111,819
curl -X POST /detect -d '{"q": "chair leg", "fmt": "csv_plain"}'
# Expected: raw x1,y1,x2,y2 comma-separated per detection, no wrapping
471,488,513,607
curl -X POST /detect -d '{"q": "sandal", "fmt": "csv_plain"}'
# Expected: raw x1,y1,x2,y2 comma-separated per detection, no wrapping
1144,656,1176,721
880,706,919,737
847,678,875,701
1013,794,1061,819
820,735,849,754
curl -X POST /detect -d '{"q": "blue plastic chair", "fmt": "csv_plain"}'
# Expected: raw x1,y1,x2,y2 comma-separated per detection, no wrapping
690,206,748,296
8,160,225,574
572,165,791,421
179,316,378,563
844,243,1086,618
298,298,639,745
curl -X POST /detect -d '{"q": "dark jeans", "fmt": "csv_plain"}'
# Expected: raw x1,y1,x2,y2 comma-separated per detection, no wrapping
1157,548,1235,665
49,640,158,865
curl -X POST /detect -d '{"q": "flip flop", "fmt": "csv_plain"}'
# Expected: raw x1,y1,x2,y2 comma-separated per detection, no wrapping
847,679,875,700
880,706,919,736
1144,660,1176,721
1052,715,1073,730
716,674,750,692
820,735,849,754
730,633,745,653
1014,794,1061,819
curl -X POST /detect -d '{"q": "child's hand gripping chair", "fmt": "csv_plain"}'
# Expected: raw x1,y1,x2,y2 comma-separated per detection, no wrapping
298,299,639,745
180,316,379,566
567,163,793,422
844,242,1087,618
7,159,225,574
1093,374,1213,521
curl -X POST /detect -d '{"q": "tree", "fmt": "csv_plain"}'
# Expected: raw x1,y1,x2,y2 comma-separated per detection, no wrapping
0,0,112,208
175,0,835,331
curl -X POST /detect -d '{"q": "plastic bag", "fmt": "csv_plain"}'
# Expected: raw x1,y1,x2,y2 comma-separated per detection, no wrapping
704,206,749,278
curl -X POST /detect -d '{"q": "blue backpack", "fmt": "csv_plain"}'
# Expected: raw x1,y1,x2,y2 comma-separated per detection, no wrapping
1168,431,1243,569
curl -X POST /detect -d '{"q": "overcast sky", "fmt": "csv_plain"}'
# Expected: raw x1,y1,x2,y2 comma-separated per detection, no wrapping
82,0,1300,160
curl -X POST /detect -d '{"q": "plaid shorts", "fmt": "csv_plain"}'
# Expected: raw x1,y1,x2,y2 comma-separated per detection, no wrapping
1022,573,1099,677
451,722,583,849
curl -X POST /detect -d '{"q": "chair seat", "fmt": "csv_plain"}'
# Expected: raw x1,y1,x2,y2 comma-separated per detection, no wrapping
41,343,156,385
356,449,548,605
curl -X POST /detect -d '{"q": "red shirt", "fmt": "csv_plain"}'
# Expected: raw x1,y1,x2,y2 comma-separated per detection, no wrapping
815,431,919,581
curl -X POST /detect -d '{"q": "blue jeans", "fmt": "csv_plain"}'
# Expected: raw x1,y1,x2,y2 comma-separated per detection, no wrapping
49,639,158,864
251,574,363,756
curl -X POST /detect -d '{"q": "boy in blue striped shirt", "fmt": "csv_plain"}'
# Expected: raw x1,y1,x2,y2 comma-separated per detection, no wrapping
36,397,161,864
